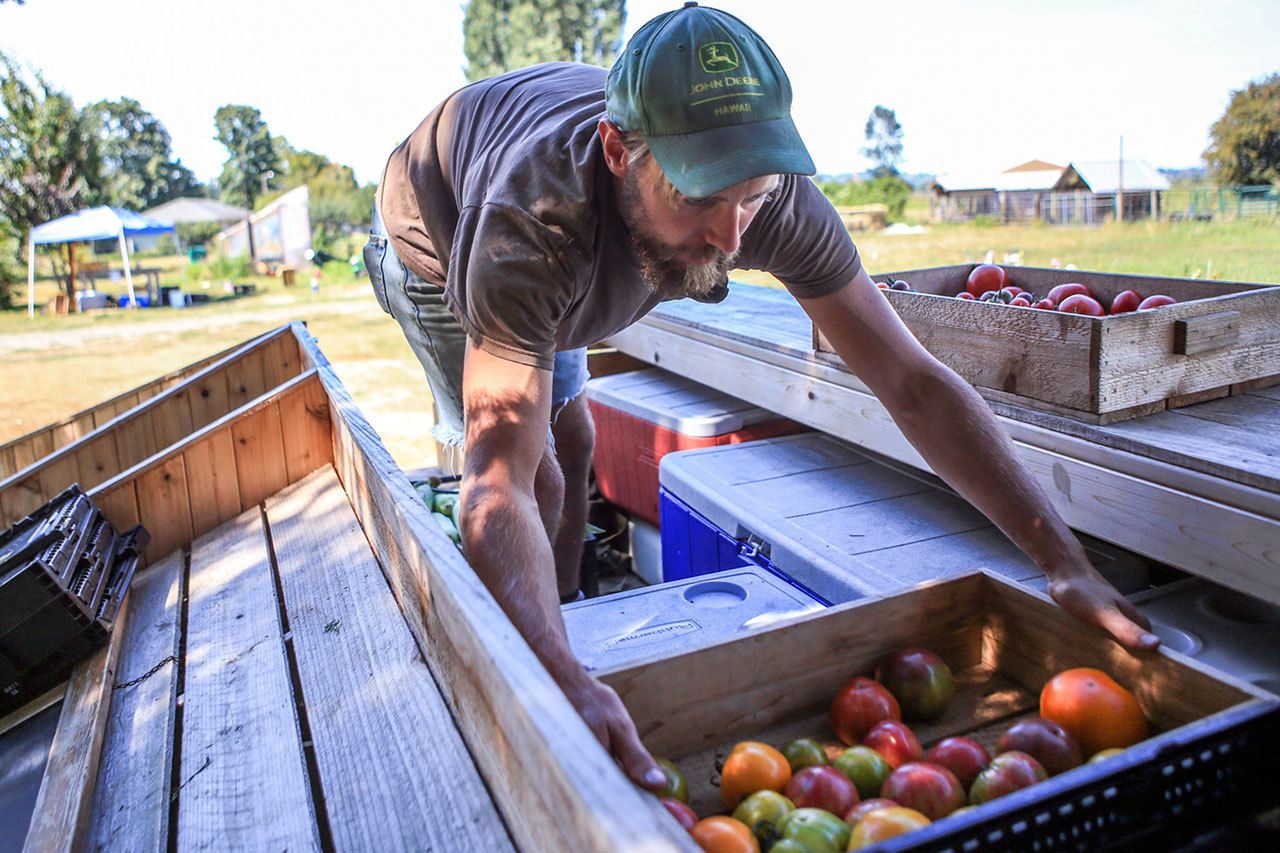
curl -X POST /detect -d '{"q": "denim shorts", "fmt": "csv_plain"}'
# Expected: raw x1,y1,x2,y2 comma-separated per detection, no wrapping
364,205,589,448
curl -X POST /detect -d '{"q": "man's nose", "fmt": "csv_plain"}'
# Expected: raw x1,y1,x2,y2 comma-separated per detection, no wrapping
704,206,742,256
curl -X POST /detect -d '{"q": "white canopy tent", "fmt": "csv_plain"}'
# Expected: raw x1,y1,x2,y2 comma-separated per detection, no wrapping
27,206,175,316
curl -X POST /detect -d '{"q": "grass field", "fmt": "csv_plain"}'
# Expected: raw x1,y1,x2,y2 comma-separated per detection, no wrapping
3,211,1277,471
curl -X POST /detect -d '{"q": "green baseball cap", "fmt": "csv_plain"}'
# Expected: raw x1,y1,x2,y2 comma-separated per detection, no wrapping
606,2,815,198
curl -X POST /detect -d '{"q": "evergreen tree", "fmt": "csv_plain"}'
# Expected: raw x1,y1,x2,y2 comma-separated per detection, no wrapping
861,105,904,179
462,0,625,82
1204,73,1280,186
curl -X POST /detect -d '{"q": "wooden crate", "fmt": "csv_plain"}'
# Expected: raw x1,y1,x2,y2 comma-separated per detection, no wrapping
812,265,1280,423
602,572,1278,844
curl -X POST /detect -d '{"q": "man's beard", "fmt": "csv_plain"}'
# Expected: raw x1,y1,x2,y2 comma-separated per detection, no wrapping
619,166,737,300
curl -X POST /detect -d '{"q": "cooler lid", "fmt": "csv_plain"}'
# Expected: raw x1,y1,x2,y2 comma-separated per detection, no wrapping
585,368,781,437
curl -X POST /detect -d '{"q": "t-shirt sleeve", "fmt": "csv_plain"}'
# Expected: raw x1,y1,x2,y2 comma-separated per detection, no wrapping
446,202,574,371
738,175,862,299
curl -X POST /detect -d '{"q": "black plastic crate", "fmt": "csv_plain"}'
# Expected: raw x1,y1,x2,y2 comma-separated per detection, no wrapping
873,698,1280,852
0,488,148,714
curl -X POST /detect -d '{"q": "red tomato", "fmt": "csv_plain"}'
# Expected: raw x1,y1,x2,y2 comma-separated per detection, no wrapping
660,797,699,831
1057,294,1105,316
1004,286,1025,296
1046,283,1092,304
1009,296,1032,307
784,766,860,816
1110,290,1143,314
1138,294,1176,310
956,291,976,300
966,264,1006,296
863,720,924,769
1032,298,1056,310
831,677,900,745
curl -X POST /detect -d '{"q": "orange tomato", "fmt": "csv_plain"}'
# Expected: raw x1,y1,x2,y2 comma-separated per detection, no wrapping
848,807,931,849
720,741,792,808
690,816,761,853
1040,668,1148,756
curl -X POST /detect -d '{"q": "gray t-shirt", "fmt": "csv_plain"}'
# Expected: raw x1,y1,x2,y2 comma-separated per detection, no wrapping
378,62,860,371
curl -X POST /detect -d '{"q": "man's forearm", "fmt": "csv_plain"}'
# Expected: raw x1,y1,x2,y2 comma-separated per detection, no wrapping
460,481,587,687
888,365,1089,577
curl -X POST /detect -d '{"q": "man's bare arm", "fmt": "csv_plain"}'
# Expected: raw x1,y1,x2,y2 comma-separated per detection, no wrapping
458,340,665,789
799,269,1158,651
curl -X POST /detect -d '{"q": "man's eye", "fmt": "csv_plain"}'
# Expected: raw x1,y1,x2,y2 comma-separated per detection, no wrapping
682,196,712,208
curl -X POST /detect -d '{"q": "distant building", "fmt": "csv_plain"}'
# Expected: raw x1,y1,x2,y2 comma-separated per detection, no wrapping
930,159,1170,224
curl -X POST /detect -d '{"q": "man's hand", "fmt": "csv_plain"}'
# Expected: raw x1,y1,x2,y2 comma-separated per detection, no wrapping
1048,564,1160,653
799,270,1160,654
561,670,667,791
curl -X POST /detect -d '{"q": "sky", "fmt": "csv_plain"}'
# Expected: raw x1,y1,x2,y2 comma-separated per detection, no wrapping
2,0,1277,186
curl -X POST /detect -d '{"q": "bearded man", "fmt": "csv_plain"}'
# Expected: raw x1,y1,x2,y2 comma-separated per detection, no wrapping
366,2,1156,792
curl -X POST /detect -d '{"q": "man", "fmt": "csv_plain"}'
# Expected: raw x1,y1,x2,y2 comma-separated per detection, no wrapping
367,3,1158,792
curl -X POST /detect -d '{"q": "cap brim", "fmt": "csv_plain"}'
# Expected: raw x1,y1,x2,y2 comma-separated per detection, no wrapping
644,114,816,198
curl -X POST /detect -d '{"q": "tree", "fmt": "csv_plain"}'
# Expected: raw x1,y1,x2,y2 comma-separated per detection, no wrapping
271,139,375,253
86,97,201,210
463,0,625,82
861,105,904,179
1204,73,1280,187
213,104,280,209
0,51,102,306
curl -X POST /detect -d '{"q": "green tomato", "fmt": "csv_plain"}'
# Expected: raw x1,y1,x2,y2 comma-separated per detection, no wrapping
654,758,687,803
732,790,794,848
776,807,851,853
782,738,829,773
769,841,808,853
833,746,892,800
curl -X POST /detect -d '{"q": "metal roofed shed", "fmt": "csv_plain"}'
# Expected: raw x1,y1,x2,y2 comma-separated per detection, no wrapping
143,197,251,225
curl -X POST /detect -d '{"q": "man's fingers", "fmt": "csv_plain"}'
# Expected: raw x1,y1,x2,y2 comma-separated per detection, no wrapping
1091,602,1160,652
609,712,664,790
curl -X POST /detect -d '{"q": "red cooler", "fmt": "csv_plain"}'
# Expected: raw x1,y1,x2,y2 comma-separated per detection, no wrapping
585,368,800,525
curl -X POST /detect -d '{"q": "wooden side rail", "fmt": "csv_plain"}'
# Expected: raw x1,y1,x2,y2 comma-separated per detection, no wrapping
0,327,305,526
88,369,332,564
0,338,245,479
289,322,689,851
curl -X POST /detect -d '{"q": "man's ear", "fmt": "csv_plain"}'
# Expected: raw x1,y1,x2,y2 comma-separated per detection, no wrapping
598,119,629,179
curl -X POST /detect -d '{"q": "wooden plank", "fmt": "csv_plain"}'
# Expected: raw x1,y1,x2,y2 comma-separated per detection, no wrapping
265,468,513,850
261,332,301,389
1175,391,1280,434
187,369,229,428
12,439,36,471
180,509,318,850
224,348,268,410
30,429,55,461
87,553,183,851
278,377,332,482
1232,373,1280,396
94,480,140,533
1,472,45,525
136,455,193,563
311,354,689,852
183,430,242,539
150,388,196,450
23,593,131,853
0,444,16,479
230,401,287,509
112,408,160,473
75,434,121,491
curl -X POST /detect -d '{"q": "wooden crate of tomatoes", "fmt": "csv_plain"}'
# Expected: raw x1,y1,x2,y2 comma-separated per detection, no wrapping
812,265,1280,423
602,572,1280,851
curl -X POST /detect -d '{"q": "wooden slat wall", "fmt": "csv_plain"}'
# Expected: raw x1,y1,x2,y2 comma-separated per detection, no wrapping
0,338,246,479
288,324,690,852
0,328,306,526
88,371,333,565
